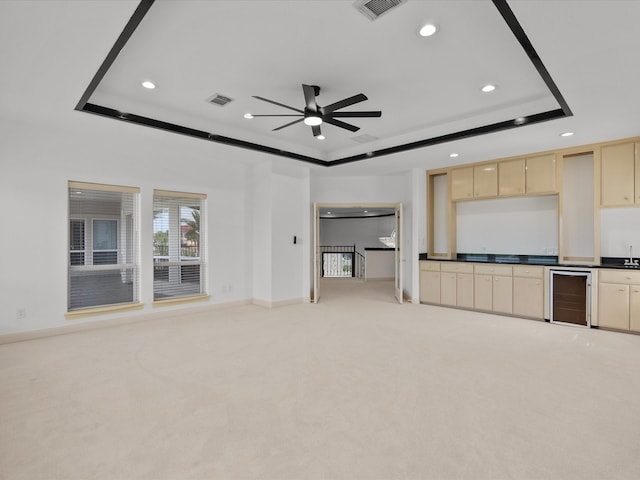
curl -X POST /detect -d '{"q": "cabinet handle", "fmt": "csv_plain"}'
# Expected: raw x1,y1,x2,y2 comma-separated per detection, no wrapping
624,196,630,200
619,288,626,292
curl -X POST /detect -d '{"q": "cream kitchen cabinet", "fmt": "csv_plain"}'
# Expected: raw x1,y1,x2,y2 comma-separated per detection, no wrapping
457,273,474,308
450,167,474,200
474,274,493,311
598,269,640,331
474,264,512,314
419,261,441,304
441,262,474,307
600,142,639,206
512,266,544,319
451,164,498,201
525,154,556,194
473,164,498,198
498,159,525,196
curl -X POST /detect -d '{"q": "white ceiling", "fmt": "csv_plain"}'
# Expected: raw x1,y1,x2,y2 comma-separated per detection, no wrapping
2,0,640,176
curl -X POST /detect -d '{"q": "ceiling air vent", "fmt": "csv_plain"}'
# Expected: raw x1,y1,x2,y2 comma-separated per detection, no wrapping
353,0,407,21
207,93,234,107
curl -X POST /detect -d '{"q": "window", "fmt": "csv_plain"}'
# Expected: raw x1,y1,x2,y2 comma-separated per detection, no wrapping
153,190,206,301
68,182,140,311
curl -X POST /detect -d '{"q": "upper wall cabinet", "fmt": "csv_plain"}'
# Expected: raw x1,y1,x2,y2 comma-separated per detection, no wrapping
473,164,498,198
525,154,557,194
451,167,474,200
499,155,556,197
451,164,498,200
601,142,639,206
499,159,526,196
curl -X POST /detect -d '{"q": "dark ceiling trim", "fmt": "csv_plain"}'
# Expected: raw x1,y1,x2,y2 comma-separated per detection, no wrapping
75,0,155,111
82,103,327,167
328,109,566,167
491,0,572,116
76,0,572,168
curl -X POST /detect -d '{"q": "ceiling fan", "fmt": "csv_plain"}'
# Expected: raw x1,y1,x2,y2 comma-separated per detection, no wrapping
248,84,382,138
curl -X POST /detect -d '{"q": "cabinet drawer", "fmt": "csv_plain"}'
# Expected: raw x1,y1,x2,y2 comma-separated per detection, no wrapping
441,262,474,274
513,265,543,279
420,261,441,272
599,269,640,284
474,264,512,276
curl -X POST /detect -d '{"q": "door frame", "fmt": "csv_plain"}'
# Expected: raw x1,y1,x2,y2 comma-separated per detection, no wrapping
313,202,403,304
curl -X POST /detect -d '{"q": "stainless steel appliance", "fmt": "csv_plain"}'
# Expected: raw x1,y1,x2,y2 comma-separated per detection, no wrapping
550,270,591,327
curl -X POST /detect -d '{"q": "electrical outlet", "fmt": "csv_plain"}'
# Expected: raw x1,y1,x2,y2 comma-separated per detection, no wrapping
16,308,26,320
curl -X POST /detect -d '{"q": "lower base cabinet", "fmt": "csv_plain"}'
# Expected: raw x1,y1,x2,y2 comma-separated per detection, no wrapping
599,283,630,330
598,270,640,332
457,273,474,309
420,261,544,320
512,266,544,319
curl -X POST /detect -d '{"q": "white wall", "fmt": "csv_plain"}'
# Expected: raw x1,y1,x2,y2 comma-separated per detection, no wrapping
456,196,559,255
601,209,640,258
271,172,310,303
320,216,395,253
311,173,418,300
0,113,256,334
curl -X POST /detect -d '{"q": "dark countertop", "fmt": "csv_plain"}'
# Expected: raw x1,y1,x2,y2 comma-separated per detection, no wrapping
418,253,640,270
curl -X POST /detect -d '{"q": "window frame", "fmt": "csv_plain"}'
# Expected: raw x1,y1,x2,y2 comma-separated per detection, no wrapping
67,181,140,315
152,189,208,304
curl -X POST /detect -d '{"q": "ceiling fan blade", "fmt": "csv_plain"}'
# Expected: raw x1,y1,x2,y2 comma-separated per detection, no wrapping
323,117,360,132
302,84,319,112
312,125,322,137
273,118,304,131
329,111,382,118
322,93,368,114
250,114,302,117
252,96,304,114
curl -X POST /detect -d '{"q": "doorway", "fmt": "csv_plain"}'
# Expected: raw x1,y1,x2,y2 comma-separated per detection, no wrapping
313,202,403,304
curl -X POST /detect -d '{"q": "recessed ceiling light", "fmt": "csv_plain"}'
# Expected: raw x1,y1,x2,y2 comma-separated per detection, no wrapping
243,113,254,119
449,153,459,158
316,134,325,140
419,24,437,37
141,81,156,89
560,131,574,137
481,84,496,93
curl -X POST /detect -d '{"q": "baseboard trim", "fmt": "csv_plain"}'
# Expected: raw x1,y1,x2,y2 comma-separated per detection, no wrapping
252,297,307,308
0,299,252,345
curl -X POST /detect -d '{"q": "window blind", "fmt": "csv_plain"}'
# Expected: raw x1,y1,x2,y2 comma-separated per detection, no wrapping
68,182,140,311
153,190,206,301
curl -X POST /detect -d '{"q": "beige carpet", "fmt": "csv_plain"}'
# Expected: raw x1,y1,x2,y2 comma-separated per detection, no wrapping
2,278,640,480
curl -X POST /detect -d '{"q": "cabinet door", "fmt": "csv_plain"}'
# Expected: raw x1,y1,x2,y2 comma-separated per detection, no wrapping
473,164,498,198
451,167,473,200
493,275,513,314
499,159,525,196
420,270,441,304
526,154,556,194
513,277,543,319
601,143,635,206
474,274,493,311
457,273,474,308
630,285,640,332
441,272,457,306
598,282,630,330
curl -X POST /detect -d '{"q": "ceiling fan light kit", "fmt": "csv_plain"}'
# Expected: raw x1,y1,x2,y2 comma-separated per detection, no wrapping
250,84,382,138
